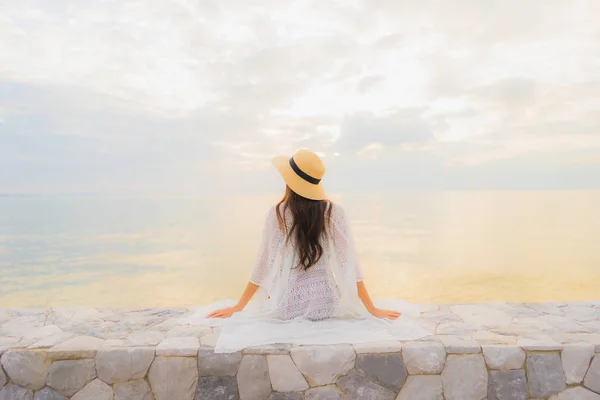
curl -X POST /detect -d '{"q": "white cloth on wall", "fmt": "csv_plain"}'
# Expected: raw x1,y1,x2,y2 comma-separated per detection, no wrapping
181,204,430,353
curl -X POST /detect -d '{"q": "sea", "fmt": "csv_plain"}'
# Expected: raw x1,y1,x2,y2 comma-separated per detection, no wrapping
1,191,599,308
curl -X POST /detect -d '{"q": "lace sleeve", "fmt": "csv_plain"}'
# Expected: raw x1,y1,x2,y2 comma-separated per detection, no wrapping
250,206,284,286
331,205,364,282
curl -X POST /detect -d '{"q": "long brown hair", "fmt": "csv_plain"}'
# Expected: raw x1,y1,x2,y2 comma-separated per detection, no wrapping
276,186,333,270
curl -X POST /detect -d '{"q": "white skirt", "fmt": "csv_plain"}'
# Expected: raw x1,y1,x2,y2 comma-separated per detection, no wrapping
181,299,431,353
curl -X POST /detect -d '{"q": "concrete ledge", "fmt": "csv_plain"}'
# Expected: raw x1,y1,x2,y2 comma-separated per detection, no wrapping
1,302,600,399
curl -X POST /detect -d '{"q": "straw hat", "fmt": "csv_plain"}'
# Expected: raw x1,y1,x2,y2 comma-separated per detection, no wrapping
272,149,327,200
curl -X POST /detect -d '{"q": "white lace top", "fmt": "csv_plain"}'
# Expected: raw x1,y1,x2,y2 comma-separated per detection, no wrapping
249,204,364,321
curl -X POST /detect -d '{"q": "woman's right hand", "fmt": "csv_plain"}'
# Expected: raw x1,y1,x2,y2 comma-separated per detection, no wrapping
369,308,402,320
207,305,242,318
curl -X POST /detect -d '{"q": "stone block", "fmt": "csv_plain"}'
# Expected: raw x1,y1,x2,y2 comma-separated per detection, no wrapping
156,337,199,357
0,350,49,390
198,347,242,377
397,375,443,400
148,357,198,400
0,363,6,388
337,370,395,400
267,355,308,392
519,337,562,351
402,341,446,374
526,352,566,398
584,354,600,394
487,369,527,400
0,383,34,400
96,347,154,384
71,379,113,400
437,336,481,354
304,386,345,400
355,353,407,391
352,340,402,354
482,345,525,370
441,354,487,400
46,359,96,397
557,387,600,400
28,333,74,350
47,336,104,360
113,379,155,400
290,345,355,386
237,355,271,400
195,376,238,400
33,387,67,400
562,343,594,384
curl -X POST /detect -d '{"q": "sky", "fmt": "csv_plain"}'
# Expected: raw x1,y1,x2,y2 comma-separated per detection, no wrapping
0,0,599,195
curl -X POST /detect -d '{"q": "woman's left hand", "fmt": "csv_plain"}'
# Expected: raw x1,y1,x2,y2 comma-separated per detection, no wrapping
369,307,402,320
207,306,242,318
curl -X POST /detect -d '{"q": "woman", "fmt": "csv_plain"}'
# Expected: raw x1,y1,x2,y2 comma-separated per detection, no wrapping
208,149,402,321
185,149,429,353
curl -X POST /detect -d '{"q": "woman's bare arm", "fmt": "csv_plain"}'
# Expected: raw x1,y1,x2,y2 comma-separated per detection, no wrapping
357,281,401,320
207,282,259,318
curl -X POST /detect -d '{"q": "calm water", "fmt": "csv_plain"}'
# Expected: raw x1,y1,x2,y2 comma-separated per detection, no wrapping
1,191,600,308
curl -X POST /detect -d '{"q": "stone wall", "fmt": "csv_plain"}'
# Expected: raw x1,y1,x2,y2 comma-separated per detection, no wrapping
1,339,599,399
1,302,600,399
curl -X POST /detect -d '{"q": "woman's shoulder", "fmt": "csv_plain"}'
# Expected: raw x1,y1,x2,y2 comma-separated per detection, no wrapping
328,203,349,226
328,202,346,215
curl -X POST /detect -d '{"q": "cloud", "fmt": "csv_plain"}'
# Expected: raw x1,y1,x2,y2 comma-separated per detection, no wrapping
337,108,435,154
0,0,599,192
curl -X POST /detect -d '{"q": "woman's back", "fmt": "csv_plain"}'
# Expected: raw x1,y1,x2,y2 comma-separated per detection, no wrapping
250,204,363,321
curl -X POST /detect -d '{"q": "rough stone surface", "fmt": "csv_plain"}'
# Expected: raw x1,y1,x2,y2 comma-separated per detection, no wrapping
113,379,154,400
28,333,74,350
451,304,513,328
441,355,488,400
304,386,345,400
195,376,238,400
127,331,164,346
352,341,402,354
562,343,594,384
584,355,600,394
2,302,600,400
243,344,292,355
0,384,34,400
482,345,525,370
96,347,154,384
337,370,395,400
267,355,308,392
397,375,443,400
402,341,446,374
290,345,355,386
557,387,600,400
267,393,303,400
47,336,104,360
46,359,96,397
355,353,407,392
148,357,198,400
519,337,562,351
438,335,481,354
197,348,242,377
487,369,528,400
156,337,199,357
236,355,271,400
71,379,113,400
33,387,68,400
526,353,566,398
1,350,49,390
